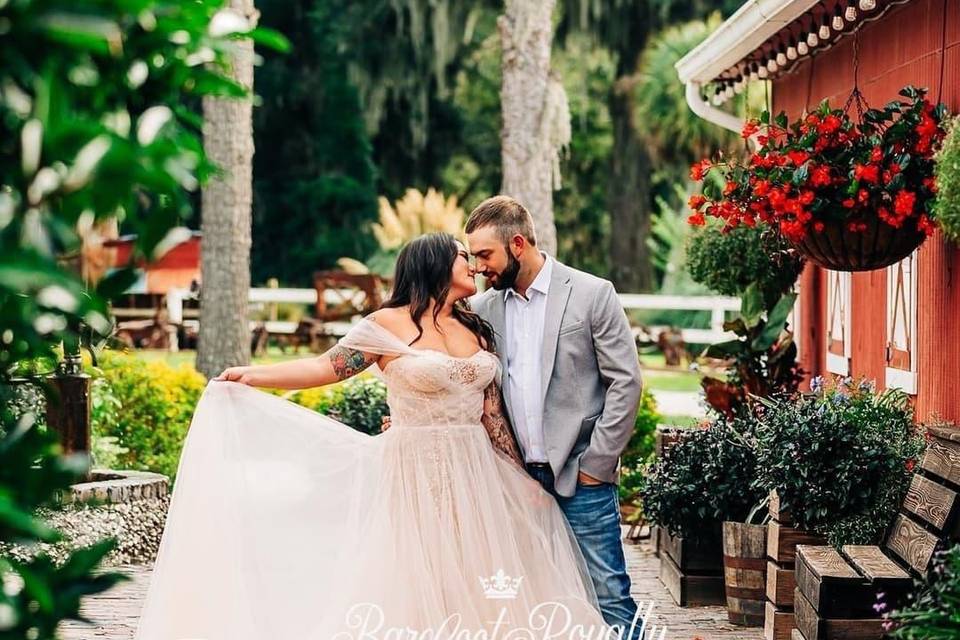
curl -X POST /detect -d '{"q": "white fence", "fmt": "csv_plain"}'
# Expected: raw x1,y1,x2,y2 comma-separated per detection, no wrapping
164,287,740,347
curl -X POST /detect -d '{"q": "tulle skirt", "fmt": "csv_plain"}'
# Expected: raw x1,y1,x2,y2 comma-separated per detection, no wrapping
135,380,610,640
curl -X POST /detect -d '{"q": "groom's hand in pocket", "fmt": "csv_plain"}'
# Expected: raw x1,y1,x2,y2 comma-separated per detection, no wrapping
380,415,392,432
577,470,604,486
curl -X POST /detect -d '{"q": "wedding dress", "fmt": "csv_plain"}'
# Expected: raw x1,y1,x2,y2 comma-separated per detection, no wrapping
135,317,611,640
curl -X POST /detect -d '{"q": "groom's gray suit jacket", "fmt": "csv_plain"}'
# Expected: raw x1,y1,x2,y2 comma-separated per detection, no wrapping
471,259,643,498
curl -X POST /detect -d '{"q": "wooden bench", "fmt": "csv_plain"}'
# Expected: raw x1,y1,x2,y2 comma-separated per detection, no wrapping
793,425,960,640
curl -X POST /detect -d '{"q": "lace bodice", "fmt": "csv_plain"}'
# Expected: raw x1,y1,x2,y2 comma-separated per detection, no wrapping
339,318,499,427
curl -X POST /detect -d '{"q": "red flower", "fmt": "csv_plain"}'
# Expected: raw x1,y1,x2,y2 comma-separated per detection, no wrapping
858,188,870,204
918,214,937,236
753,180,772,197
799,190,815,205
905,458,916,472
814,221,825,232
688,194,707,210
916,111,939,139
888,163,901,175
923,176,938,193
757,135,769,147
818,114,842,135
854,163,880,183
894,190,916,217
741,120,760,139
724,181,738,196
842,198,855,209
805,114,821,126
787,150,810,166
687,212,706,226
810,165,832,187
870,146,883,163
690,159,712,181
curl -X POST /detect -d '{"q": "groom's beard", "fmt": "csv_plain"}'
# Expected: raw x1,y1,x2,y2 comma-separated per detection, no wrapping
487,250,521,291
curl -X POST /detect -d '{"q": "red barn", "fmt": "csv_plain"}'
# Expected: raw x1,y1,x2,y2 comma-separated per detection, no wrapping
677,0,959,422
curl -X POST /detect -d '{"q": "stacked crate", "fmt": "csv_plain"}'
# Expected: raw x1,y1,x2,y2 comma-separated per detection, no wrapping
764,490,826,640
658,526,727,606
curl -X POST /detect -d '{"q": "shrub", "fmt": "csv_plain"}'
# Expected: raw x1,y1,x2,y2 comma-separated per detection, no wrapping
686,219,804,309
638,411,766,538
91,351,206,481
933,115,960,242
283,375,388,436
886,543,960,639
752,378,925,547
618,389,662,505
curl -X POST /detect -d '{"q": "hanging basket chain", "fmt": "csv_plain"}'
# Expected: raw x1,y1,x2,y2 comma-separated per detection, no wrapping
843,31,869,123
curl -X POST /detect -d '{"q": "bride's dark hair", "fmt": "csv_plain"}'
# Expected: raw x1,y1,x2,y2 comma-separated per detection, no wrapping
382,233,496,351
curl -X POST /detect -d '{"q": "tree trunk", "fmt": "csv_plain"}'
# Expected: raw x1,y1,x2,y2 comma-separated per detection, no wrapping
197,0,257,379
498,0,567,256
608,76,655,292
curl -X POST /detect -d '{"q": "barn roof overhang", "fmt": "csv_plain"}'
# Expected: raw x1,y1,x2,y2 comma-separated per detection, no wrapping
674,0,907,134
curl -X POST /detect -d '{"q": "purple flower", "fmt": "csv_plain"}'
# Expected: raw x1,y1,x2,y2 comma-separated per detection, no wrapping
810,375,824,393
872,601,887,613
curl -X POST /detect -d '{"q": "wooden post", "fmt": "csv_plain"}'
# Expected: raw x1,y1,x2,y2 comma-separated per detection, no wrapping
44,349,92,476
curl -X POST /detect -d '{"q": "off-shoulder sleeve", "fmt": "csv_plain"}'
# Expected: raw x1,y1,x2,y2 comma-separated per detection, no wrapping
337,317,416,358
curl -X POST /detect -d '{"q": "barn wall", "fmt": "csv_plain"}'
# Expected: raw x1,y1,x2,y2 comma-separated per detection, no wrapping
772,0,960,422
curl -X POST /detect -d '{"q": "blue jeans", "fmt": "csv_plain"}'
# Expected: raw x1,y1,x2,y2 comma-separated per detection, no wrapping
526,464,643,640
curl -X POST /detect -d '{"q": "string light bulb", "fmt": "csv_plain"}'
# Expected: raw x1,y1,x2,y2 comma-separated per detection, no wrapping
724,83,735,99
832,4,845,31
787,36,799,60
766,55,779,73
748,61,760,81
859,0,876,10
845,0,858,21
734,74,745,94
758,64,770,79
712,85,723,106
776,44,788,66
818,13,832,40
807,27,819,48
797,38,810,56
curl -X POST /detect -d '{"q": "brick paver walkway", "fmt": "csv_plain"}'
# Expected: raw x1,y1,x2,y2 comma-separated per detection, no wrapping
61,535,763,640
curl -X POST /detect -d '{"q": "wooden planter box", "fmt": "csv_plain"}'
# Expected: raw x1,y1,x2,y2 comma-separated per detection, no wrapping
764,490,826,640
658,525,726,607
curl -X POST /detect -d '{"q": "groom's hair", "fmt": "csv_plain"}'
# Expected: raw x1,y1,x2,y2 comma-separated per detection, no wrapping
465,195,537,247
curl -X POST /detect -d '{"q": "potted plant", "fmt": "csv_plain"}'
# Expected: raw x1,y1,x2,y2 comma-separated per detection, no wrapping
932,114,960,242
639,412,767,613
686,216,805,310
699,283,803,417
752,377,926,548
688,86,949,271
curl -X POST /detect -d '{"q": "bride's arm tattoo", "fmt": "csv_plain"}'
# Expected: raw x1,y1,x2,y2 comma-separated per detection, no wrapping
326,345,378,380
482,382,524,466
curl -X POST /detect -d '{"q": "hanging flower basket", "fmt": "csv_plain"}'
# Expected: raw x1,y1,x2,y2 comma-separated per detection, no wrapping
791,212,925,271
686,85,949,272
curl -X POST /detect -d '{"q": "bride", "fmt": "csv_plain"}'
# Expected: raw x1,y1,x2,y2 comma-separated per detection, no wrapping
134,233,613,640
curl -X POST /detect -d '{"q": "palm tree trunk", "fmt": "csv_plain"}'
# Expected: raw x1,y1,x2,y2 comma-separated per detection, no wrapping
498,0,565,256
608,76,655,292
197,0,257,379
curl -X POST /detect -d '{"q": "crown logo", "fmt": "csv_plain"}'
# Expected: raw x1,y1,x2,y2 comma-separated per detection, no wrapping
479,569,523,600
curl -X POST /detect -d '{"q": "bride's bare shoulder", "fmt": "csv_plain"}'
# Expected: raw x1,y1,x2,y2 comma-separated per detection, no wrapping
367,308,416,339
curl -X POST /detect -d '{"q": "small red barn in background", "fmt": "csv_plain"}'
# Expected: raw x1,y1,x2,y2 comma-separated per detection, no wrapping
678,0,959,422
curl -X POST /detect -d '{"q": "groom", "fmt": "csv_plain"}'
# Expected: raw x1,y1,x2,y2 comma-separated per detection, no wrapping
466,195,644,638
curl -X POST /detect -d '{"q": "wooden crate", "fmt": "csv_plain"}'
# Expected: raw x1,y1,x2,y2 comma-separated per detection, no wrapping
764,599,794,640
658,528,725,606
791,426,960,640
659,551,726,607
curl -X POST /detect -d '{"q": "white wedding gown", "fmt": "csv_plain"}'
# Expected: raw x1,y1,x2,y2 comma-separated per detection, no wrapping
135,318,610,639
